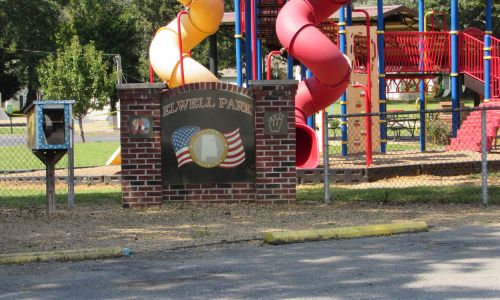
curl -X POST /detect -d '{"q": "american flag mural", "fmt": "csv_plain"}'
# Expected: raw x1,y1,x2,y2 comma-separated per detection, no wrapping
171,126,200,168
220,128,246,168
171,126,246,168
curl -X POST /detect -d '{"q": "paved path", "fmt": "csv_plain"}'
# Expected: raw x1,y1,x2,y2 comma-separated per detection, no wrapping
1,224,500,299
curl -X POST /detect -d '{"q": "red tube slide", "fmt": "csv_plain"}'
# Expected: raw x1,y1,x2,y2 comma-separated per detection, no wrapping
276,0,351,168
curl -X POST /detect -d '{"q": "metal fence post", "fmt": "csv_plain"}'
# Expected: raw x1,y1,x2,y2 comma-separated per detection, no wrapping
68,119,75,208
323,110,331,204
481,106,488,205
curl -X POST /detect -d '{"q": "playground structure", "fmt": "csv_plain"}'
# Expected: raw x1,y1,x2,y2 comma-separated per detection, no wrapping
144,0,498,169
226,0,498,168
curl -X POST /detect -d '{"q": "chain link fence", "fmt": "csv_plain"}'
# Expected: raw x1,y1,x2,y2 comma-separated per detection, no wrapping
0,122,70,207
299,105,500,204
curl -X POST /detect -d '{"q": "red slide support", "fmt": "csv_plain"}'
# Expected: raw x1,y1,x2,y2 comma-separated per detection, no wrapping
276,0,351,168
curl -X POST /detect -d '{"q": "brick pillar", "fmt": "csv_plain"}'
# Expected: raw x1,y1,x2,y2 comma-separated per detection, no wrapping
251,80,298,204
117,83,165,207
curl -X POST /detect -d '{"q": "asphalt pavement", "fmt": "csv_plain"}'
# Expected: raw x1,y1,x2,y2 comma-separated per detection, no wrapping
1,224,500,299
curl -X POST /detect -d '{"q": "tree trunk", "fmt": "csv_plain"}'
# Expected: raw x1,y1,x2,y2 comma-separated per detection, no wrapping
78,117,86,143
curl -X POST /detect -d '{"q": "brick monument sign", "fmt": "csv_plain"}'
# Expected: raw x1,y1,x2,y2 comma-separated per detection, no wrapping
117,81,297,207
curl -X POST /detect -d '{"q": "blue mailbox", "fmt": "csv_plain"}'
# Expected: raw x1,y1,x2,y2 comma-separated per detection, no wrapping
26,100,74,150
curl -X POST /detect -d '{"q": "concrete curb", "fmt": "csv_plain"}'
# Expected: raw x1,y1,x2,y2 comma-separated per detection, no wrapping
263,221,428,245
0,247,130,265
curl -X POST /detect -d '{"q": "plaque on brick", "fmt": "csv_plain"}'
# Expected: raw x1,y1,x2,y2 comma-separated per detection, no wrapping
264,111,289,135
128,115,153,138
161,89,255,184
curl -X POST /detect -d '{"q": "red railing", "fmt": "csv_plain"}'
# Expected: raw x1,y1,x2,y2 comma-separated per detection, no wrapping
491,36,500,98
460,32,484,82
385,32,450,74
385,76,440,94
318,20,339,46
353,35,368,73
460,33,500,99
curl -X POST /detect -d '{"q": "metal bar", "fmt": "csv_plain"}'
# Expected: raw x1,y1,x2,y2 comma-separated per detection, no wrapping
251,0,257,80
149,65,154,83
484,0,492,102
68,118,74,208
323,109,330,204
329,105,500,119
450,0,460,137
176,11,188,85
339,5,348,157
306,69,315,129
419,0,426,152
377,0,386,154
245,0,253,84
481,106,488,205
287,53,294,79
266,50,282,80
257,39,262,80
209,34,218,76
234,0,243,86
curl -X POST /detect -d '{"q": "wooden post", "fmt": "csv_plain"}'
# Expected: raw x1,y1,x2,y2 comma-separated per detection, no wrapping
46,154,56,214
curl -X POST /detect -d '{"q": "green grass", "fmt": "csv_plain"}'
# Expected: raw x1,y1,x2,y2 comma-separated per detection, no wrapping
297,184,500,204
0,141,120,170
0,185,121,208
328,100,475,115
0,127,25,135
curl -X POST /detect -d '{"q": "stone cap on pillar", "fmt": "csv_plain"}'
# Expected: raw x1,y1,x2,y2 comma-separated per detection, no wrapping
116,83,166,90
249,80,298,86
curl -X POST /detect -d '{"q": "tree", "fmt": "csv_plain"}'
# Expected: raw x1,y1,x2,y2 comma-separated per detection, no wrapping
0,0,62,104
37,36,116,142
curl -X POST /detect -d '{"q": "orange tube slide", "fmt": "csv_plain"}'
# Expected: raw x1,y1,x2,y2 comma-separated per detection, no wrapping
149,0,224,88
276,0,351,168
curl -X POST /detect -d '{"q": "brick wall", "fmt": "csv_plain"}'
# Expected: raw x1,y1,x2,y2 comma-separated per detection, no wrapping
117,83,164,207
117,80,297,206
251,80,297,204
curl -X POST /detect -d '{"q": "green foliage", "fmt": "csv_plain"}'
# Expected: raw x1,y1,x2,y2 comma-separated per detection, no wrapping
426,114,452,145
0,0,62,102
37,37,115,140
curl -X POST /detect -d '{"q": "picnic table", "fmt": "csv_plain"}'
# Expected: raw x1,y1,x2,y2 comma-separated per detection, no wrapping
386,110,420,139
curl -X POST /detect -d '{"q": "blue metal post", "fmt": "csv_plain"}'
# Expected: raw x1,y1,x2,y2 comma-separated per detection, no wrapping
450,0,460,137
256,0,262,80
346,4,352,26
257,39,262,80
234,0,243,86
418,0,426,151
306,69,315,129
339,5,348,156
244,0,253,84
484,0,492,103
377,0,386,154
287,54,294,79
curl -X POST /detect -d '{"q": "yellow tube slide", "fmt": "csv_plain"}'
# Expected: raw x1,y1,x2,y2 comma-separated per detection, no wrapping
107,0,223,167
149,0,224,87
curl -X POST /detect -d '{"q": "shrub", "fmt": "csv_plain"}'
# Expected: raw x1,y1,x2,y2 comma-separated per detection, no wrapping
426,114,451,145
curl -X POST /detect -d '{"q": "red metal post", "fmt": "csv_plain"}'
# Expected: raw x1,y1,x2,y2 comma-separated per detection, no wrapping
177,10,188,85
353,9,371,108
266,50,283,80
250,0,257,80
352,83,373,167
149,65,154,83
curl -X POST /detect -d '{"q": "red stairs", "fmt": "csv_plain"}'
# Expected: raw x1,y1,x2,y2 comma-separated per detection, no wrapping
447,100,500,152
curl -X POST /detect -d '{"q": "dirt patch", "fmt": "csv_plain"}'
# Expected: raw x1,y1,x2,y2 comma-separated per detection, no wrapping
1,202,499,255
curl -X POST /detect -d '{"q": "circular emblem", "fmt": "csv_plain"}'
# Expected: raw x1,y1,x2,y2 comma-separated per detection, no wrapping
189,129,228,168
